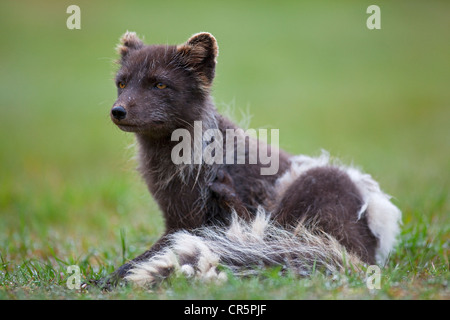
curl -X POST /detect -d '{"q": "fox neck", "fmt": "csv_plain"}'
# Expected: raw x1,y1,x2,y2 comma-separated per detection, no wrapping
134,101,223,228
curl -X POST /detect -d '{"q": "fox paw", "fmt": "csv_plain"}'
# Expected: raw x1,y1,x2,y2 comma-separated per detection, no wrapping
209,168,237,201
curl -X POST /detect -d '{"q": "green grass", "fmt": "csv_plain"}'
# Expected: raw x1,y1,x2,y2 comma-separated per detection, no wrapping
0,0,449,299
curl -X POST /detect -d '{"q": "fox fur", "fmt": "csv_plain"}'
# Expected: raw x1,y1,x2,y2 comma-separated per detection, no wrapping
101,31,401,288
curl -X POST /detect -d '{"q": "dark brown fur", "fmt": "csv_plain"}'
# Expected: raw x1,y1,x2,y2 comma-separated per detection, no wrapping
98,32,377,287
274,167,377,264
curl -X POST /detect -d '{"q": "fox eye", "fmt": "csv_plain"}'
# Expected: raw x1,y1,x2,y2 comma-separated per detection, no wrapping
155,83,167,89
118,81,126,89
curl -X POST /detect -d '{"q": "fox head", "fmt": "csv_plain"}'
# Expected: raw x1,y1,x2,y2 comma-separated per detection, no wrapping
111,32,218,137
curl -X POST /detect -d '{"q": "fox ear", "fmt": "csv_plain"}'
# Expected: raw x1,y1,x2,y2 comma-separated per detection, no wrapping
117,31,144,59
177,32,219,85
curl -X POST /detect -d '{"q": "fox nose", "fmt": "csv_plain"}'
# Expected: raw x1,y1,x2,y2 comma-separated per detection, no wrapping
111,106,127,120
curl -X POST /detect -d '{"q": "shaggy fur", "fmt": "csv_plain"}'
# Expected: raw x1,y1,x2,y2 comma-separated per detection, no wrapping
97,32,402,289
274,151,401,264
125,210,363,286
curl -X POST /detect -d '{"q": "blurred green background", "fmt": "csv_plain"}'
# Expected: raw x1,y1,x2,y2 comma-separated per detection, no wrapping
0,0,449,277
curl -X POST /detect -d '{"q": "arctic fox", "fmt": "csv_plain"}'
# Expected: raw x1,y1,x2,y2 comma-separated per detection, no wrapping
101,31,401,287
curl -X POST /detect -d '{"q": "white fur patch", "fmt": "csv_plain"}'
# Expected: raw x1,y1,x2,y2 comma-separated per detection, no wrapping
343,166,402,264
125,209,363,287
125,232,227,287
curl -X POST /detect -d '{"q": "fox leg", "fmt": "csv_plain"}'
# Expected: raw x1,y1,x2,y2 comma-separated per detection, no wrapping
274,166,378,264
209,168,251,221
84,235,172,290
88,169,245,290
